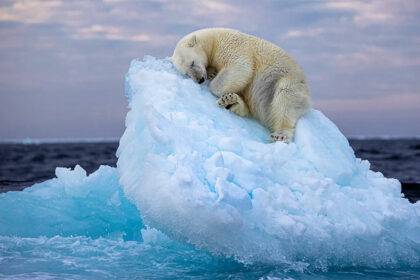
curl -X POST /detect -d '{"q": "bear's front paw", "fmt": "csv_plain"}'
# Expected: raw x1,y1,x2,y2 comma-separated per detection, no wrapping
217,93,238,108
270,130,293,143
207,72,217,80
206,66,217,80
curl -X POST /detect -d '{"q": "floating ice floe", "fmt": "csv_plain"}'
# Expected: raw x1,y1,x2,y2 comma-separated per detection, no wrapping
0,165,141,240
1,57,419,276
118,56,420,268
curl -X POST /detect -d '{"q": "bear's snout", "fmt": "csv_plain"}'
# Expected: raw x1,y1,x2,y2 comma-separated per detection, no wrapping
198,77,205,84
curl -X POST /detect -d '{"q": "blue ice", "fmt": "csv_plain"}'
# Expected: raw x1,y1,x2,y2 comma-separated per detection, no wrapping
1,56,419,279
119,56,420,267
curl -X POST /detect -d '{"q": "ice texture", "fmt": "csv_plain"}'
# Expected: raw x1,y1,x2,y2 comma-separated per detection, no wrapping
118,56,420,268
0,229,246,280
0,165,141,240
1,56,419,278
0,168,246,279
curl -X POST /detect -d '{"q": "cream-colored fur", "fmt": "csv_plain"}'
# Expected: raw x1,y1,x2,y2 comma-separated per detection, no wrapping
171,28,311,142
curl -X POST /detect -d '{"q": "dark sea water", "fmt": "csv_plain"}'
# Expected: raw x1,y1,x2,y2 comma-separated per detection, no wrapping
0,142,118,192
0,140,419,279
1,139,419,202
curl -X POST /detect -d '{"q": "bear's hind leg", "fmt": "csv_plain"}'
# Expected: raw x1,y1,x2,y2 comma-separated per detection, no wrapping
270,111,295,143
270,130,293,143
270,84,310,143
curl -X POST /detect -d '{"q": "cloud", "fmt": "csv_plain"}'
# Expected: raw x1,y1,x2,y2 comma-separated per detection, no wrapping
317,93,420,113
333,46,420,69
0,0,239,45
285,27,324,38
74,24,152,42
0,0,62,23
1,0,420,138
324,0,420,26
197,0,234,14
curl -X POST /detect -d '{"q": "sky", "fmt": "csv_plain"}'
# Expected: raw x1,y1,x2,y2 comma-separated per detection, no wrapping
0,0,420,140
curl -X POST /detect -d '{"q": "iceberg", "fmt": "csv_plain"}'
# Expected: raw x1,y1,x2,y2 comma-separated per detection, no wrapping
0,56,419,278
0,165,141,240
118,56,420,268
0,166,243,279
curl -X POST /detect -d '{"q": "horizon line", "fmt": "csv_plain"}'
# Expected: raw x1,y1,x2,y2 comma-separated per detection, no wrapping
1,135,420,144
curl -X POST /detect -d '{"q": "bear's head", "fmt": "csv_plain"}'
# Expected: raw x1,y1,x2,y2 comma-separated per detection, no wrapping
171,34,208,84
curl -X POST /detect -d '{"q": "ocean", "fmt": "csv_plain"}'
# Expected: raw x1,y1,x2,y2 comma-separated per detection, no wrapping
1,139,419,201
0,139,419,279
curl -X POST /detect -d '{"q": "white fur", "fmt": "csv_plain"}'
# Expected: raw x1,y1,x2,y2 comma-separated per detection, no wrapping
172,28,311,142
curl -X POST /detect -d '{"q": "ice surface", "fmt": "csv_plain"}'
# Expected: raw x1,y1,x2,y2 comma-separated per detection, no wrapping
1,56,419,278
0,165,141,240
0,229,250,280
118,56,420,268
0,167,256,279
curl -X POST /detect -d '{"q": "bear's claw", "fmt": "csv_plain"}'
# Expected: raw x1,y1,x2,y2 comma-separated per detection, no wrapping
206,66,218,80
218,93,238,108
270,131,292,143
207,72,217,80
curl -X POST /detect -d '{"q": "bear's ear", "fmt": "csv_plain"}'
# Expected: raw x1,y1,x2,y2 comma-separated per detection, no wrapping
187,35,197,47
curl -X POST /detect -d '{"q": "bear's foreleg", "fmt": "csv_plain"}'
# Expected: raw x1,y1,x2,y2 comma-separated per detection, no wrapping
209,65,252,117
209,65,252,98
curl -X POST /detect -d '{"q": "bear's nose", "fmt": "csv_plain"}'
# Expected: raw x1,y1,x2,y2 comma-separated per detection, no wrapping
198,77,205,84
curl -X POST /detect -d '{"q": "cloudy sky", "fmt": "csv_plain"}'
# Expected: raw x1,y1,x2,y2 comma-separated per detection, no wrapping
1,0,419,140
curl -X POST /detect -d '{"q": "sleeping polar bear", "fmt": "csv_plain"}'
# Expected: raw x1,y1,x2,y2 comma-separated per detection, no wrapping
171,28,310,142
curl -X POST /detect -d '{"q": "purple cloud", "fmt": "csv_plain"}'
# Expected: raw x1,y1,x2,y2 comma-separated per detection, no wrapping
0,0,419,139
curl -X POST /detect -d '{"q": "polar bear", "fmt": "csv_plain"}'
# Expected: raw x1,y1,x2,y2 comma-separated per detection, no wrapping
171,28,310,142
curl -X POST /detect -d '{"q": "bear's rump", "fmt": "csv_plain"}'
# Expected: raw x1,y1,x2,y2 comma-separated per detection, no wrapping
246,70,280,125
